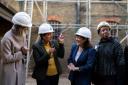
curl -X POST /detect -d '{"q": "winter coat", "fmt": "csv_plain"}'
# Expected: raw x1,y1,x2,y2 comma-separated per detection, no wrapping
124,45,128,85
68,43,96,85
32,39,65,80
1,27,27,85
94,37,125,85
124,45,128,73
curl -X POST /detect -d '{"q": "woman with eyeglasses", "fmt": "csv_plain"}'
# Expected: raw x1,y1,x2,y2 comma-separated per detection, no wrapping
67,27,96,85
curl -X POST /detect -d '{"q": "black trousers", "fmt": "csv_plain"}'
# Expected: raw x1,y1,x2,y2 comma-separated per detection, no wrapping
94,75,116,85
36,74,59,85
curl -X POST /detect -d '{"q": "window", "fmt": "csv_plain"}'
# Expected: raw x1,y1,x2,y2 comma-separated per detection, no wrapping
48,20,61,40
48,15,62,40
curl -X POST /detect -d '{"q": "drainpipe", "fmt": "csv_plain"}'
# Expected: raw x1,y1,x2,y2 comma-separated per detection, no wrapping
75,0,80,29
88,0,91,29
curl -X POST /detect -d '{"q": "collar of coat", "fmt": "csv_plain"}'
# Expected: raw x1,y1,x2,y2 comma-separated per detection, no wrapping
100,37,114,43
38,39,55,48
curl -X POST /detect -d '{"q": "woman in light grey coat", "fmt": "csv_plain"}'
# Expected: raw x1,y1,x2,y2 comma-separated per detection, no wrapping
1,12,32,85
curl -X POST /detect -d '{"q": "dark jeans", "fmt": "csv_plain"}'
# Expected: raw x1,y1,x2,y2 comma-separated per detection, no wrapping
36,74,59,85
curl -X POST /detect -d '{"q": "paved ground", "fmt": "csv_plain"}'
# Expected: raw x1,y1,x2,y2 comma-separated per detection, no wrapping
26,73,95,85
26,76,95,85
26,76,70,85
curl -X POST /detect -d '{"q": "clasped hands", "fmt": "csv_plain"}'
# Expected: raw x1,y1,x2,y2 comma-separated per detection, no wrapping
67,63,79,71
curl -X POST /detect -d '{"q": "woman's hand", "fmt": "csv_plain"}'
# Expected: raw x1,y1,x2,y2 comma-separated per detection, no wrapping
68,63,75,71
68,63,79,71
58,33,64,44
21,46,29,56
49,48,56,53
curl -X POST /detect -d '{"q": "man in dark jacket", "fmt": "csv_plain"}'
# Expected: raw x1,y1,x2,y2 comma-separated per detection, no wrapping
124,45,128,85
93,21,125,85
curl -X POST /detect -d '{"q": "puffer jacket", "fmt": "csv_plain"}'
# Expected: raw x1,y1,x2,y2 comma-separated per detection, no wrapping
95,37,125,85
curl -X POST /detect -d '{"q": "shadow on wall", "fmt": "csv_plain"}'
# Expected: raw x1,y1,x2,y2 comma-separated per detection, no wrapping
0,17,13,36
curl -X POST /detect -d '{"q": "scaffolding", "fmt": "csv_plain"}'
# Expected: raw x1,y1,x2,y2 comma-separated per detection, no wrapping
23,0,128,38
16,0,128,83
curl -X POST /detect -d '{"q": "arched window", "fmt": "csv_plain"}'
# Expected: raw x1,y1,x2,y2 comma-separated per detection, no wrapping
48,15,62,40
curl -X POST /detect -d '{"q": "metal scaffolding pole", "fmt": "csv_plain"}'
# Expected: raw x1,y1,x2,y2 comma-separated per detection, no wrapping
86,0,88,27
24,0,34,83
24,0,27,11
16,0,128,3
76,0,80,28
43,0,47,22
34,0,44,21
126,0,128,44
88,0,91,28
28,0,128,3
85,0,91,28
120,0,128,44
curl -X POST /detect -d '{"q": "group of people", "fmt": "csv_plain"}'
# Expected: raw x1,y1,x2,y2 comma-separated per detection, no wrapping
67,21,126,85
0,11,127,85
